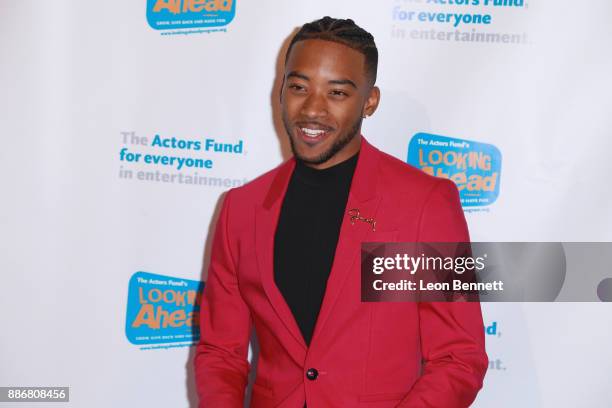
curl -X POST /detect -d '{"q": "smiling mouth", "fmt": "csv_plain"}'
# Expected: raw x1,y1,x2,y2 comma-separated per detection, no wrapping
295,124,334,145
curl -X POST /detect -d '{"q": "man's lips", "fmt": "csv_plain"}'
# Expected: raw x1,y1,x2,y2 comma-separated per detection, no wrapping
294,123,334,145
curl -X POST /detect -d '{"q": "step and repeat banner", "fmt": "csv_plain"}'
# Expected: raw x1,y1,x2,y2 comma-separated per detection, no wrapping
1,1,612,407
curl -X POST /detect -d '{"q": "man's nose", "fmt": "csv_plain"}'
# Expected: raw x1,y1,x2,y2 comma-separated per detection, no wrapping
300,92,328,118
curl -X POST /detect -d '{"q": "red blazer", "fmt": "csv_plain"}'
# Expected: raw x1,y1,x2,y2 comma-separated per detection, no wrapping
194,137,488,408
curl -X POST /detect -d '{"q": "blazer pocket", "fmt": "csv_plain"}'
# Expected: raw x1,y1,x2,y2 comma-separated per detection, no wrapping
358,391,407,403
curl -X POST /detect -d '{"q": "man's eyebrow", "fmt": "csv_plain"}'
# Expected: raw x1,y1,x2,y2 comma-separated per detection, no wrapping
286,71,358,89
329,79,357,89
287,71,309,81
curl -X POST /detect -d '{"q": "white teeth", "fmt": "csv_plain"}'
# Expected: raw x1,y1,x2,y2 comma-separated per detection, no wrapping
301,128,325,137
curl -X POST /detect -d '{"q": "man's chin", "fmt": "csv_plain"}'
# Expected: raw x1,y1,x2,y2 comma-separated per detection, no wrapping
290,138,325,161
292,146,332,165
294,150,327,165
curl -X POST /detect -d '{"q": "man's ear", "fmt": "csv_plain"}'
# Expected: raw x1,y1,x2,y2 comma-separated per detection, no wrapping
363,86,380,117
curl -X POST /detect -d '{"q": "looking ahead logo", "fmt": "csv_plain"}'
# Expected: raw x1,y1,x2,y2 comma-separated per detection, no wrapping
408,133,502,207
125,271,203,349
146,0,236,34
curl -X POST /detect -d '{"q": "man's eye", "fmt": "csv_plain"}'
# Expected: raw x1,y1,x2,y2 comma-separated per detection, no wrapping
289,84,305,91
330,90,348,97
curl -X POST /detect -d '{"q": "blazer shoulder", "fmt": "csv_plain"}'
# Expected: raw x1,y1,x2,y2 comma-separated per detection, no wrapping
376,149,449,197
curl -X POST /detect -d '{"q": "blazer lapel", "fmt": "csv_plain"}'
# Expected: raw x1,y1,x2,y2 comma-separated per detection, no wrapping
255,158,309,359
310,137,382,345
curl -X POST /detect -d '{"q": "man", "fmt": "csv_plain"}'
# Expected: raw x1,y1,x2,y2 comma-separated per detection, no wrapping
194,16,488,408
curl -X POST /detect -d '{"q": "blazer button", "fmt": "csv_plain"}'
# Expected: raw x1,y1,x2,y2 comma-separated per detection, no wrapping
306,368,318,380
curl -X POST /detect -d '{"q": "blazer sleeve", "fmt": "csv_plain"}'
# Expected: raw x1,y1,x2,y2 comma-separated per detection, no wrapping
397,179,488,408
193,190,252,408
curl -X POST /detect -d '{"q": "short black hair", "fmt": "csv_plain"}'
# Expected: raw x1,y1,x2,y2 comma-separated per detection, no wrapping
285,16,378,85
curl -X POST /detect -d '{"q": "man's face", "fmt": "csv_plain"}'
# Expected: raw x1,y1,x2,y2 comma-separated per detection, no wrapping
281,39,380,169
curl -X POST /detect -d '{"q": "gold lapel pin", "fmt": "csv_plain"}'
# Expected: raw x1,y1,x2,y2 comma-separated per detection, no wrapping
348,208,376,232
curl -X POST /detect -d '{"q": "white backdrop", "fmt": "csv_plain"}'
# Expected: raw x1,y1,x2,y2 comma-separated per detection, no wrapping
1,1,612,407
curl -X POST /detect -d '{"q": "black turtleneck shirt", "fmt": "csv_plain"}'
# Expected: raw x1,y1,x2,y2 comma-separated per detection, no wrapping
273,153,359,348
